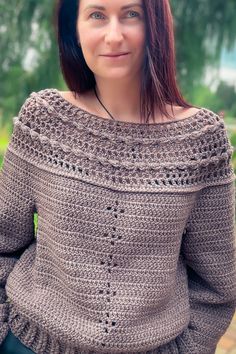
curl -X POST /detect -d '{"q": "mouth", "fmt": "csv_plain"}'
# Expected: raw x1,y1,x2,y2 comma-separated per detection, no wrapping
101,53,130,58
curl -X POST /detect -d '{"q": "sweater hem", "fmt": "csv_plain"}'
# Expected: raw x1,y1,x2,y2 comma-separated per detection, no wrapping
7,302,181,354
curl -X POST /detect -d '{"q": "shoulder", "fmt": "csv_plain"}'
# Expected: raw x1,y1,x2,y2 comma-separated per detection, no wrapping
16,88,59,125
167,105,201,120
167,106,235,189
19,87,57,109
166,105,222,123
200,106,230,139
191,106,232,153
191,107,235,185
169,105,234,178
10,88,60,154
18,88,90,118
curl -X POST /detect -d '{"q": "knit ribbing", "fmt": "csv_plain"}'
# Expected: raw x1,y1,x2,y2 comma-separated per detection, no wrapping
0,88,235,354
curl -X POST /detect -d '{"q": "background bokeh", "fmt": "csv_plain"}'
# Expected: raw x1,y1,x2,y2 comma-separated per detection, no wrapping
0,1,236,353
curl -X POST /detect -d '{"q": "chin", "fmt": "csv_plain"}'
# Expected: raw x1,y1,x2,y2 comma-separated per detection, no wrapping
99,69,135,79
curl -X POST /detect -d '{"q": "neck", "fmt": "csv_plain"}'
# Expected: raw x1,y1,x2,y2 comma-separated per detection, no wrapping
94,77,142,122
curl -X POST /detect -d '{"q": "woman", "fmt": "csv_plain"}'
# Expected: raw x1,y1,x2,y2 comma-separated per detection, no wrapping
0,0,235,353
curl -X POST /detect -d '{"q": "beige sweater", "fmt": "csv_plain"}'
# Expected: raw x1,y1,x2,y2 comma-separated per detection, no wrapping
0,88,236,354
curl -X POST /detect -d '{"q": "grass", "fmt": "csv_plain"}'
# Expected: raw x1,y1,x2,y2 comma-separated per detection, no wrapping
0,126,10,152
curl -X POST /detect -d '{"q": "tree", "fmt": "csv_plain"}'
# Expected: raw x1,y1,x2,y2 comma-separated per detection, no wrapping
0,0,62,126
171,0,236,99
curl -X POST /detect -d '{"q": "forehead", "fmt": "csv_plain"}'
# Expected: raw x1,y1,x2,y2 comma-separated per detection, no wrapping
79,0,143,10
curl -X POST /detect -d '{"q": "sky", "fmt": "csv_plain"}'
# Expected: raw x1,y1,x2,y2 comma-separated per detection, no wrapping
204,45,236,91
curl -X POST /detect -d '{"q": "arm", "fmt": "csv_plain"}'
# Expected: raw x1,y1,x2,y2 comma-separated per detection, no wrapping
176,119,236,354
0,97,36,345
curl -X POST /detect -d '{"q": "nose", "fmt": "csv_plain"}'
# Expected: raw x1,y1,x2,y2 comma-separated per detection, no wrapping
104,17,124,45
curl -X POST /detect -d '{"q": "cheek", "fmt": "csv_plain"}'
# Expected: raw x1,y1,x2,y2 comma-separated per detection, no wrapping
137,27,146,48
81,39,100,70
78,34,100,71
78,27,100,53
128,26,146,50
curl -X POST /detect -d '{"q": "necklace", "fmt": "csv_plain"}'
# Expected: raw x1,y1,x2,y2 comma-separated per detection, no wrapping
93,86,116,120
93,86,151,123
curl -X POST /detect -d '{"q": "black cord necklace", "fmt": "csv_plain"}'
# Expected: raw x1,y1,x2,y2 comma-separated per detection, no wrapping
93,86,115,120
93,86,151,123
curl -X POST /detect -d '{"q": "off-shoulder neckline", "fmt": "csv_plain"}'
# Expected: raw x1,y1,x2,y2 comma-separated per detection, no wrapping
51,88,205,127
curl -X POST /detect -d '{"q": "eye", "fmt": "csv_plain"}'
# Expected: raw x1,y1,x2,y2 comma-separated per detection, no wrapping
127,10,140,18
89,11,105,19
89,10,141,20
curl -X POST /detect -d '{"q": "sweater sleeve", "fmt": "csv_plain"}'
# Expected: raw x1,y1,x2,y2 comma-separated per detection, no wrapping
176,120,236,354
0,97,36,345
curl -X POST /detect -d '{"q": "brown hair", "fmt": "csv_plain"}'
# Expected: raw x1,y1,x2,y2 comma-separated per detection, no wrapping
54,0,198,123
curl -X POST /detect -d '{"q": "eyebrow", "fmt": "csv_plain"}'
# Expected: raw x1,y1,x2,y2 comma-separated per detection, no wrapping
84,3,143,11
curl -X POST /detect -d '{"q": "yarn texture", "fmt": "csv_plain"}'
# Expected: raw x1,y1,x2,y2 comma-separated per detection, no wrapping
0,88,236,354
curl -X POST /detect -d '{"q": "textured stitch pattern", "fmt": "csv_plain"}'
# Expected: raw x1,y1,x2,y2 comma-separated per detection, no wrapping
0,88,236,354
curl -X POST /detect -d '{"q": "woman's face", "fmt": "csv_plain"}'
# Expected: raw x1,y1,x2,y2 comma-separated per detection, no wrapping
77,0,146,81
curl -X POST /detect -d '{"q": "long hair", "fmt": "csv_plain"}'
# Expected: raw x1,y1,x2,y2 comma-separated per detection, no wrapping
53,0,198,123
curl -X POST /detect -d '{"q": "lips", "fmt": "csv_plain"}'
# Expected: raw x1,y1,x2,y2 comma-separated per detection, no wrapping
102,53,129,57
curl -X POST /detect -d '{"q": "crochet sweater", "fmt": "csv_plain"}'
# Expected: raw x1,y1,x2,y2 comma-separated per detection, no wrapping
0,88,236,354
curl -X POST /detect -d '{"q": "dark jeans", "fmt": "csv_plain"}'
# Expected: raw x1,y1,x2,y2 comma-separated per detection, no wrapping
0,329,35,354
